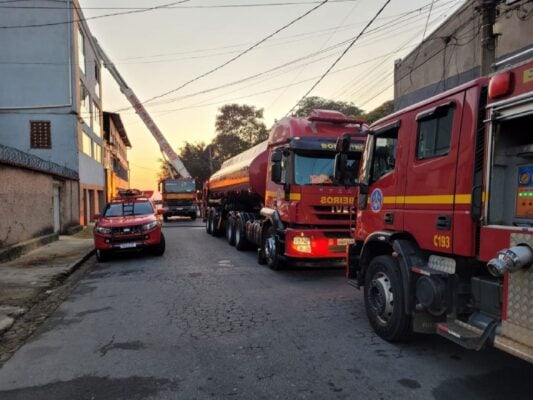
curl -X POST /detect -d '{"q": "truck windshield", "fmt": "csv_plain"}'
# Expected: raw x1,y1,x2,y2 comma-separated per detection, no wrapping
104,201,153,217
294,152,358,185
163,180,195,193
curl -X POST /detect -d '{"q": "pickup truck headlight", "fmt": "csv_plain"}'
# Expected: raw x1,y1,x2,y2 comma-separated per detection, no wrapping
142,221,158,231
96,226,112,235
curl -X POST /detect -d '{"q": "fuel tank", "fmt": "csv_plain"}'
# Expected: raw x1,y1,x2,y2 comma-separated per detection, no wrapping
208,141,268,202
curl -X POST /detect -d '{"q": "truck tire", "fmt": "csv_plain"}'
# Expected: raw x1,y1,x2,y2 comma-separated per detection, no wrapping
163,214,169,223
364,255,411,342
152,233,166,256
264,226,284,270
226,216,236,246
96,249,110,263
190,212,197,221
235,217,248,251
206,211,213,234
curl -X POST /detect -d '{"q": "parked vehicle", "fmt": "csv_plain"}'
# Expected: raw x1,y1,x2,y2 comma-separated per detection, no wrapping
158,178,198,221
93,189,166,261
336,59,533,362
203,109,367,269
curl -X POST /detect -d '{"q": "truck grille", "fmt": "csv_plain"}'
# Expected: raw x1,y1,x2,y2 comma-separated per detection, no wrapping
112,235,145,244
312,206,356,222
166,199,193,207
110,225,143,235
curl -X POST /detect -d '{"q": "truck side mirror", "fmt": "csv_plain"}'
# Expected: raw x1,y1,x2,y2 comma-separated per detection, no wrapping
335,133,351,153
271,150,283,163
271,162,282,184
334,153,347,182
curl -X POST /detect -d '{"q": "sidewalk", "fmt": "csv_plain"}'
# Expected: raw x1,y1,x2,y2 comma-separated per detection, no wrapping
0,229,95,335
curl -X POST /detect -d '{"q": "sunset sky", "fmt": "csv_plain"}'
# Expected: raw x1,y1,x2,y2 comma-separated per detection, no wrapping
79,0,464,194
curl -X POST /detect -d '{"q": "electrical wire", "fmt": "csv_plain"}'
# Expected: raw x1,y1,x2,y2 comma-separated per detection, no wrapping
285,0,392,116
138,0,331,107
0,0,192,29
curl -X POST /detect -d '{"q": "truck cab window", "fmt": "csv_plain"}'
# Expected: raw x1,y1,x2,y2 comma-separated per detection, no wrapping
417,107,454,159
370,134,397,183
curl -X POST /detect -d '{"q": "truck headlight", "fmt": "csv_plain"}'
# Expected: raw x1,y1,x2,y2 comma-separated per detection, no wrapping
293,236,311,253
96,226,112,235
142,221,158,231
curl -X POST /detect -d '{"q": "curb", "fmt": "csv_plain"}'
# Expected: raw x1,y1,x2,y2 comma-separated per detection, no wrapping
0,233,59,263
64,248,96,276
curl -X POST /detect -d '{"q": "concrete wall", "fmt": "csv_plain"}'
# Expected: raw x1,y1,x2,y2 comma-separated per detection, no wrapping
394,0,533,110
0,165,79,248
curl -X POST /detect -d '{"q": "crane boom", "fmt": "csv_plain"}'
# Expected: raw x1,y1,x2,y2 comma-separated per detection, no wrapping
94,38,191,179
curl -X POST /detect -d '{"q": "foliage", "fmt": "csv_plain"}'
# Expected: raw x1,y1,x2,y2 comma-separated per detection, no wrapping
213,104,269,162
362,100,394,124
157,142,215,187
292,96,362,118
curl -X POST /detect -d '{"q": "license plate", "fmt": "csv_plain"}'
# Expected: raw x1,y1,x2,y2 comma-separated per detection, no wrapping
119,242,137,249
175,207,183,211
337,238,355,246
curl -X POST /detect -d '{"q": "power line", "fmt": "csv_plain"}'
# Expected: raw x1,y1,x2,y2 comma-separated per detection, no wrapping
0,0,192,30
137,0,331,108
285,0,392,116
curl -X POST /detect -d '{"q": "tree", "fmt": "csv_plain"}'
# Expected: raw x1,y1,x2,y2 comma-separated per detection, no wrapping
178,142,213,185
363,100,394,124
213,103,269,162
292,96,362,118
157,142,215,187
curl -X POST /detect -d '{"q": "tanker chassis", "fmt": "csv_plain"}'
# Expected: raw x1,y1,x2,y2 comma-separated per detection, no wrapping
204,110,367,269
337,59,533,362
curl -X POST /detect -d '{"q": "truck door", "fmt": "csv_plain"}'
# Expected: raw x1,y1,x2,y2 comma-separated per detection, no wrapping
356,121,405,240
403,94,464,254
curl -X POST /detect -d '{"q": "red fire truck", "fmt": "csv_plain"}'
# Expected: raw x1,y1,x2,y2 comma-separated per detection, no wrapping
336,59,533,362
204,110,367,269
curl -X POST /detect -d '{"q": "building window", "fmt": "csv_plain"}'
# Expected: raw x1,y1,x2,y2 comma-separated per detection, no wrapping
78,27,86,75
80,82,91,124
93,101,101,137
93,142,102,163
95,64,101,96
417,106,454,159
82,133,92,156
30,121,52,149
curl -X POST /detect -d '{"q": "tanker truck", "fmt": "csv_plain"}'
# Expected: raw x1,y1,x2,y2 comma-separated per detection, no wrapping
204,109,367,269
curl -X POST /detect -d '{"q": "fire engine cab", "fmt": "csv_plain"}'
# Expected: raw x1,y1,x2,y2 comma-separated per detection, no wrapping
337,59,533,362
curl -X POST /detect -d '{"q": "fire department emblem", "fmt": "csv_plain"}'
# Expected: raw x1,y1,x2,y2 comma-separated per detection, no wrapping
370,189,383,213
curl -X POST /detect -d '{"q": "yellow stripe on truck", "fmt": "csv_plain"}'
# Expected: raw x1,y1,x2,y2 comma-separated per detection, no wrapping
374,193,474,205
209,177,249,190
166,193,195,200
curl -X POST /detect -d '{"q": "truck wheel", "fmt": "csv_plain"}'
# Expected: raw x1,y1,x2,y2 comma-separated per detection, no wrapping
226,216,236,246
96,249,110,263
364,255,411,342
264,226,284,270
206,211,213,234
235,217,248,251
152,233,166,256
190,212,197,221
163,214,169,223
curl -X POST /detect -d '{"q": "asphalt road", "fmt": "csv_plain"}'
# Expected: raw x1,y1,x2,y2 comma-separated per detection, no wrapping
0,219,531,399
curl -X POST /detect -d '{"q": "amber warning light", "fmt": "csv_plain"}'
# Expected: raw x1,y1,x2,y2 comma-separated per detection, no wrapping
488,71,512,99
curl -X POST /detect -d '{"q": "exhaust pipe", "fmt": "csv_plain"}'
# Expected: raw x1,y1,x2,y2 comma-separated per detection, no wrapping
487,245,533,277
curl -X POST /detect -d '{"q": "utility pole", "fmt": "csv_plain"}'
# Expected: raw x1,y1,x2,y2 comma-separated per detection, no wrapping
480,0,497,75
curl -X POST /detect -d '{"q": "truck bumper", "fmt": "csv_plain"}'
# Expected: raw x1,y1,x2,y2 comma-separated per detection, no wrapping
94,228,162,251
164,205,198,217
282,228,353,266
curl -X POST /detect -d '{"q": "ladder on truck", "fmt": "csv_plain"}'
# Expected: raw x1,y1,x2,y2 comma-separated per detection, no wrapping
93,38,191,179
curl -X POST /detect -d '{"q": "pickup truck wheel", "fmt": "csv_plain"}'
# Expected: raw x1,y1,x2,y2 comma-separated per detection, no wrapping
264,226,284,270
96,249,110,263
364,255,411,342
190,212,197,221
163,214,169,223
226,216,236,246
152,233,166,256
235,217,247,251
